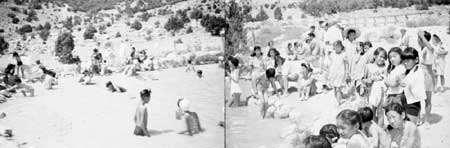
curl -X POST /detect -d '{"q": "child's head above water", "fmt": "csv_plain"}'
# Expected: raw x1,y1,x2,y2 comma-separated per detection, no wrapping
303,135,332,148
140,89,151,104
319,124,339,144
336,109,362,139
251,46,263,57
385,103,406,129
373,47,387,66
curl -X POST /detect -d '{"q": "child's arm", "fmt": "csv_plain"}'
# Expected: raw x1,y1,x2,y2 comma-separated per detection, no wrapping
142,108,150,137
418,31,434,52
437,47,448,56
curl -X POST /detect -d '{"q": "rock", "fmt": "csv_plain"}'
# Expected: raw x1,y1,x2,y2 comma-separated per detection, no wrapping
275,105,293,119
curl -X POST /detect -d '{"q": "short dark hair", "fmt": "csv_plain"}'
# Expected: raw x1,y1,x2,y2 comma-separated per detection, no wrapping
12,52,19,57
384,103,404,115
319,124,339,142
423,31,431,41
36,60,41,65
197,70,203,75
358,107,374,123
336,109,362,129
106,81,113,88
93,48,98,52
348,29,356,35
140,89,151,99
308,32,316,38
303,135,332,148
402,47,419,60
230,57,239,67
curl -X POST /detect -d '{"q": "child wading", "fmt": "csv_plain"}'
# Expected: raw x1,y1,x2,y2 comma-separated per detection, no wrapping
134,89,151,137
176,98,203,136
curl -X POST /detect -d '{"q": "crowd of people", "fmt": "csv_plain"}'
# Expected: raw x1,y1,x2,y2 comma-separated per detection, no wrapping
226,19,447,147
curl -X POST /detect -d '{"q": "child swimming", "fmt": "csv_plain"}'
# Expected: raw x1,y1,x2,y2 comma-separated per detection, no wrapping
105,81,126,93
133,89,151,137
336,109,372,148
175,98,203,136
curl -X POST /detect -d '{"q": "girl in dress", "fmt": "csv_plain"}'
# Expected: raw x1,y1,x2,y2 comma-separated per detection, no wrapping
328,41,349,105
255,68,279,119
265,48,280,70
336,109,372,148
385,103,421,148
417,31,434,127
286,43,295,61
298,63,315,101
363,47,388,125
431,34,447,93
250,46,265,96
385,47,406,106
226,57,242,108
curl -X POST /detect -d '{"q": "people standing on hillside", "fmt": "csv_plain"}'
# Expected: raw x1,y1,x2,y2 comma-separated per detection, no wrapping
342,27,362,80
226,57,242,107
91,48,103,75
265,48,280,70
286,43,295,61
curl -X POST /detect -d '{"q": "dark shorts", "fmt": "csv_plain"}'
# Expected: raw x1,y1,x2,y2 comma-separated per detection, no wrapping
404,101,421,116
133,126,146,136
386,93,407,106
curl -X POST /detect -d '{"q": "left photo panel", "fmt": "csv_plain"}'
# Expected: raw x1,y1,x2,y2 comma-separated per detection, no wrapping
0,0,225,148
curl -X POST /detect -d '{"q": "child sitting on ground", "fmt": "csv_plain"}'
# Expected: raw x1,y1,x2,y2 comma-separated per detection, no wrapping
358,107,391,148
105,81,126,93
175,98,203,136
79,70,94,85
133,89,151,137
298,63,316,101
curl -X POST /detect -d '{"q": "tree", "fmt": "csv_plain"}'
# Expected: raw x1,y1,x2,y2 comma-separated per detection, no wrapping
274,7,283,20
255,7,269,21
44,22,51,30
83,25,97,39
200,15,227,36
17,24,33,35
0,36,9,55
55,32,79,64
186,26,193,33
131,20,142,30
225,1,247,56
26,9,38,22
164,15,184,32
190,8,203,20
39,29,50,43
14,0,23,5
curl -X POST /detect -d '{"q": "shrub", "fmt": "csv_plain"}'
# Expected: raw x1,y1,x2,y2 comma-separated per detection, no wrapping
63,17,73,30
164,15,184,32
83,25,97,39
270,3,276,10
176,9,191,24
115,32,121,38
186,26,193,33
255,7,269,21
0,36,9,55
264,3,269,9
39,29,50,42
139,11,152,22
0,29,4,33
190,8,203,20
55,32,79,64
26,9,38,22
131,20,142,30
274,7,283,20
44,22,51,30
9,6,20,12
106,22,112,27
22,9,28,15
155,21,160,27
174,38,183,44
200,15,227,36
14,0,23,5
415,4,429,10
301,14,307,18
31,3,42,10
145,36,152,41
36,24,44,31
215,9,221,14
7,13,16,19
12,17,20,24
98,25,106,34
17,24,33,35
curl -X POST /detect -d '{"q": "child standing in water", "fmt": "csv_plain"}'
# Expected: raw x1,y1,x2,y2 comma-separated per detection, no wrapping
385,103,421,148
226,57,242,107
336,109,372,148
255,68,279,119
432,34,447,93
175,98,203,136
328,41,349,105
363,47,388,125
134,89,151,137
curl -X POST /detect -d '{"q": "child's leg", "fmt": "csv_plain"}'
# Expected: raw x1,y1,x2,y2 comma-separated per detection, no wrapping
441,75,445,87
304,86,311,100
425,91,432,123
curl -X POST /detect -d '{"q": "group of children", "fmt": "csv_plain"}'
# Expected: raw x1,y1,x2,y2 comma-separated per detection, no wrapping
303,104,419,148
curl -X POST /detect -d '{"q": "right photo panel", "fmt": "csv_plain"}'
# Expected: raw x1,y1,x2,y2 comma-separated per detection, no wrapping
225,0,450,148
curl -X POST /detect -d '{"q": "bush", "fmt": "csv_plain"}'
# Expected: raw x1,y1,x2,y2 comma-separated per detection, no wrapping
145,36,152,41
301,14,307,18
106,22,112,27
270,3,276,10
186,26,193,33
415,4,429,10
155,21,160,27
83,25,97,39
115,32,121,38
26,9,38,22
131,20,142,30
55,32,79,64
0,36,9,55
255,7,269,21
7,13,16,18
98,25,106,34
176,9,191,24
164,15,185,32
9,6,20,12
274,7,283,20
190,8,203,20
17,24,33,35
139,12,152,22
63,17,73,30
0,29,4,33
44,22,51,30
12,17,20,24
14,0,23,5
174,38,183,44
200,15,227,36
215,9,221,14
36,24,44,31
39,29,50,42
31,3,43,10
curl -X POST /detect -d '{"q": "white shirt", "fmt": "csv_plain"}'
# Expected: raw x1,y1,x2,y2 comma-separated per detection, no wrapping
324,25,343,44
419,46,435,65
402,65,426,104
385,64,406,95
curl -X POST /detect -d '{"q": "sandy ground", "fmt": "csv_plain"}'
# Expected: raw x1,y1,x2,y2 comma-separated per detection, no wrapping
0,64,224,148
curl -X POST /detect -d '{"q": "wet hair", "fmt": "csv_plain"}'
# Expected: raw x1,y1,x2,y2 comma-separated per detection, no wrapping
267,48,280,57
303,135,332,148
423,31,431,41
301,63,313,73
36,60,41,65
336,109,362,130
384,103,405,116
433,34,442,43
310,26,316,30
12,52,19,57
373,47,387,60
333,40,345,51
308,32,316,38
197,70,203,75
250,46,262,57
401,47,419,61
93,48,98,52
230,57,239,67
319,124,339,143
265,68,276,79
363,41,372,48
387,47,403,74
274,55,285,67
140,89,151,99
358,107,374,123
